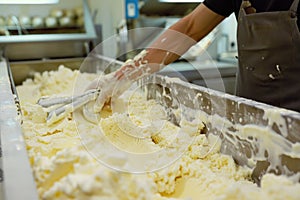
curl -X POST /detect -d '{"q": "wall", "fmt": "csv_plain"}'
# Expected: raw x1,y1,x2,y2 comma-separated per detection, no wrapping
0,0,83,17
219,13,238,52
87,0,125,58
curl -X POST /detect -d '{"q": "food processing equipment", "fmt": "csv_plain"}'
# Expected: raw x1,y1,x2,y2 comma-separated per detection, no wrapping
0,0,96,199
0,0,299,197
1,52,300,199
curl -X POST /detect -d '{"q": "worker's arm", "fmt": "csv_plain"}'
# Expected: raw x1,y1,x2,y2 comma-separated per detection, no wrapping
116,3,225,79
87,4,225,112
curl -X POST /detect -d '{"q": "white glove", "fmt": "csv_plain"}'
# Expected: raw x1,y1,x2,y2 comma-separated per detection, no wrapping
85,71,132,113
86,72,115,112
83,50,154,122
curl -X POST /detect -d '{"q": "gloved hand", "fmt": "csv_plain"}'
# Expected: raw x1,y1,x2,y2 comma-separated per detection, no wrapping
85,50,151,113
85,72,115,112
83,50,166,123
83,71,133,123
85,71,132,113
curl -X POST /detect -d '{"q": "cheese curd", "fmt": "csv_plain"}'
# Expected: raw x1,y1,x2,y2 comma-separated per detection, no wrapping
17,66,300,200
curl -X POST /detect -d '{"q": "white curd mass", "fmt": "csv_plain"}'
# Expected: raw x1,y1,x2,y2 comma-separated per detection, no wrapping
17,66,300,200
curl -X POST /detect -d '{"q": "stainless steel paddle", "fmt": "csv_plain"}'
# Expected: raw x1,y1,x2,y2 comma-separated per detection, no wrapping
37,89,100,124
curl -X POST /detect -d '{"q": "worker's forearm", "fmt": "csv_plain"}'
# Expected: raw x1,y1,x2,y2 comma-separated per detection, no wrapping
145,4,225,65
116,4,225,80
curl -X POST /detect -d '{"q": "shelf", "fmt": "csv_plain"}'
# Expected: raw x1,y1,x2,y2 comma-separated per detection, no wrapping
0,0,96,44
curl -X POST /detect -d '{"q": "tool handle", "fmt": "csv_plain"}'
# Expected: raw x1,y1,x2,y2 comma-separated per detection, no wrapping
37,89,98,108
46,90,100,123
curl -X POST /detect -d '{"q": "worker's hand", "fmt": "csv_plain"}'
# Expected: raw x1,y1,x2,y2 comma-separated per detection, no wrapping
85,50,161,115
115,50,151,81
85,72,115,113
85,71,132,113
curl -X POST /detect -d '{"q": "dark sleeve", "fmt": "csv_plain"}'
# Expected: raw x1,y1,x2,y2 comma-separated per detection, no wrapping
203,0,235,17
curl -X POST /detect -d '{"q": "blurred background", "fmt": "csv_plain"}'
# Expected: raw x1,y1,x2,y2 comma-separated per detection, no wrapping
0,0,238,93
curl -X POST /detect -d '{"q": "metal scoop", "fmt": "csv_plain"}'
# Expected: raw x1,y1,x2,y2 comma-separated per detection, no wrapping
37,89,100,124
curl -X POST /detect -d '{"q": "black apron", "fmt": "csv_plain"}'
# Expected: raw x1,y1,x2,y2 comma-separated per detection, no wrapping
236,0,300,112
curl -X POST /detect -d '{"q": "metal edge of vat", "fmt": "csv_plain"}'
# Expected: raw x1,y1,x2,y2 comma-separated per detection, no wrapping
0,58,38,200
2,57,92,200
142,74,300,184
5,55,300,192
9,57,85,85
2,55,122,199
